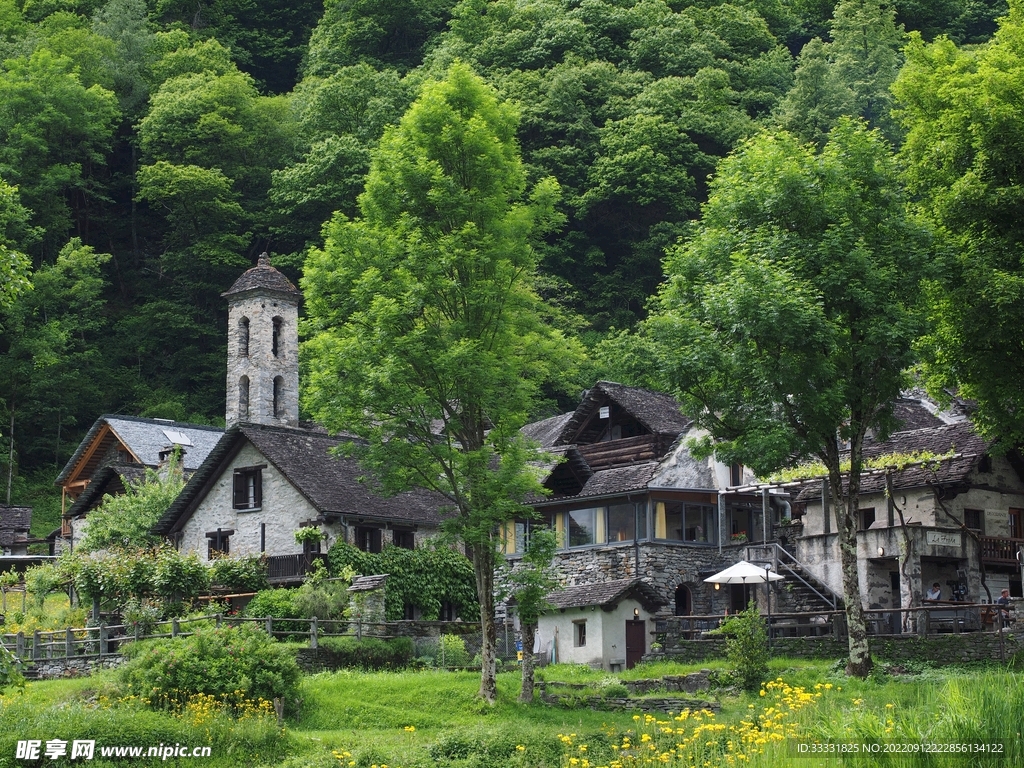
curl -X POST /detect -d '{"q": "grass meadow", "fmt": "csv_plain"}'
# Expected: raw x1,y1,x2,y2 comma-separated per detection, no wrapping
0,658,1020,767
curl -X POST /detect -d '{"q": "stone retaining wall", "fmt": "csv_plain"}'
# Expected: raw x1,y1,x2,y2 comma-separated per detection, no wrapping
29,655,125,680
651,630,1021,665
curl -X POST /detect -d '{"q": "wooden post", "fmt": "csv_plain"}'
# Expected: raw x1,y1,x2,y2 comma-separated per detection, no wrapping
91,597,99,623
216,613,222,628
15,631,24,660
265,616,273,636
32,630,40,660
134,622,140,643
99,624,108,656
66,628,74,657
310,616,318,649
172,618,180,638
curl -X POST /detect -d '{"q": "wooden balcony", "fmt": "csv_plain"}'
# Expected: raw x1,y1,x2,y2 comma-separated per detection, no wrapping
979,536,1024,566
266,553,326,583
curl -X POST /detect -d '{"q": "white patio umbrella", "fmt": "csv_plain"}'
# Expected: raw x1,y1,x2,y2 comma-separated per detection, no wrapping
704,560,784,585
705,560,784,647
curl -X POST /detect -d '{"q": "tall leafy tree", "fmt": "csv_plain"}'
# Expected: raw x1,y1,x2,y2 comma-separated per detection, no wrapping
0,178,33,312
895,1,1024,448
635,121,931,677
302,63,579,703
777,0,904,147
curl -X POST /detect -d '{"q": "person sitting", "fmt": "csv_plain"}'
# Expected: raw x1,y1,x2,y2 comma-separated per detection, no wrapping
996,588,1012,628
925,583,942,601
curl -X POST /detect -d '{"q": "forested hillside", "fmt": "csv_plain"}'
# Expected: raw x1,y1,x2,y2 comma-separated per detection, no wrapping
0,0,1017,535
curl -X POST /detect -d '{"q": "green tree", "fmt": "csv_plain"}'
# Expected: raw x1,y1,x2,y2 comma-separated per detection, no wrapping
302,62,579,703
79,457,185,552
0,178,33,312
777,0,904,147
636,121,931,677
0,239,109,502
894,1,1024,448
0,47,119,258
500,527,558,702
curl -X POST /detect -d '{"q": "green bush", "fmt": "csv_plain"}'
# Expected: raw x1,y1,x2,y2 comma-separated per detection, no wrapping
209,555,268,592
709,601,769,691
436,633,470,668
317,636,414,670
244,589,307,634
121,624,301,708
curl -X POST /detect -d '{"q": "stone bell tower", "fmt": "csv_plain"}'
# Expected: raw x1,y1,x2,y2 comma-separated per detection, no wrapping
223,253,301,427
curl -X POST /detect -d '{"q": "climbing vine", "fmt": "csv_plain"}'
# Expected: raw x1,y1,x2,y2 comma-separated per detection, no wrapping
327,541,478,621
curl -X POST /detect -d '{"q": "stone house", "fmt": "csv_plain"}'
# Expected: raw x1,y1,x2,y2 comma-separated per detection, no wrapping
55,415,223,550
151,255,451,586
780,416,1024,625
510,381,777,624
536,578,666,671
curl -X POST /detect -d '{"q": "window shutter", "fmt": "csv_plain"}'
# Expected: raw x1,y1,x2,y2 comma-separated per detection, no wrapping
233,471,244,508
253,469,262,508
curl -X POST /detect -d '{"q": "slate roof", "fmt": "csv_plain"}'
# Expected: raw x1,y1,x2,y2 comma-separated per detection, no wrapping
796,421,989,500
575,462,661,499
65,464,152,520
222,253,301,298
0,506,31,548
155,423,451,535
544,578,667,612
56,415,223,485
522,412,574,449
349,574,389,592
553,381,691,446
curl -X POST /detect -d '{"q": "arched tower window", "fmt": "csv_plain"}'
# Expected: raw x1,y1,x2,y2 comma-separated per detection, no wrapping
239,376,250,420
273,376,284,417
238,317,250,357
272,316,283,357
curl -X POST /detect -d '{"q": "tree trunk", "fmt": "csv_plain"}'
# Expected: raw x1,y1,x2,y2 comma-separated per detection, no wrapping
824,439,873,678
469,542,498,703
519,621,537,703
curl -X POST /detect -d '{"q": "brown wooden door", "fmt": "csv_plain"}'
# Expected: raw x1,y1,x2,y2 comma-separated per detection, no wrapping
625,620,646,669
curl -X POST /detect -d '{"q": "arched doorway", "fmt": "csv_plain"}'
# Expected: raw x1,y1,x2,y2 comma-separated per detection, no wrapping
674,584,692,616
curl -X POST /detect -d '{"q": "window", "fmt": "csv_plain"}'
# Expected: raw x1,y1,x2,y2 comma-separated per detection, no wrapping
440,601,456,622
232,467,262,510
654,501,715,543
573,620,587,647
206,528,233,558
859,507,876,531
355,526,382,553
964,509,983,533
239,376,250,420
273,376,284,417
978,454,992,473
393,529,415,549
607,503,636,542
238,317,250,357
731,462,743,487
567,507,599,547
272,316,283,357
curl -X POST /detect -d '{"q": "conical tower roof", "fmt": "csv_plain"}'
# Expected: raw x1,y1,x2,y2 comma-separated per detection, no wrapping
222,253,301,298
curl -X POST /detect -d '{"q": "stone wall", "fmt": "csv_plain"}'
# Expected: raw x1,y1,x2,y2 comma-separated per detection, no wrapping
652,631,1022,665
29,655,125,680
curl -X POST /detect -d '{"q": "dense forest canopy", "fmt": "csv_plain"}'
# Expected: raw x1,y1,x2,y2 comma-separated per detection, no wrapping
0,0,1019,536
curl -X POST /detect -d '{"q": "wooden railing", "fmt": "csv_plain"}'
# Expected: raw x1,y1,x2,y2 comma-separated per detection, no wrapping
265,553,327,582
0,614,483,666
979,536,1024,565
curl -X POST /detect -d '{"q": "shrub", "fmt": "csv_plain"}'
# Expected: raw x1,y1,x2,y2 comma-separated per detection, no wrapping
436,633,469,668
318,636,415,670
209,555,268,592
709,601,769,691
121,624,301,709
244,589,308,636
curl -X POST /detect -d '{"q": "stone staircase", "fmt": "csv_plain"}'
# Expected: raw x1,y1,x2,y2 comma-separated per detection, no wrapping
746,542,843,614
